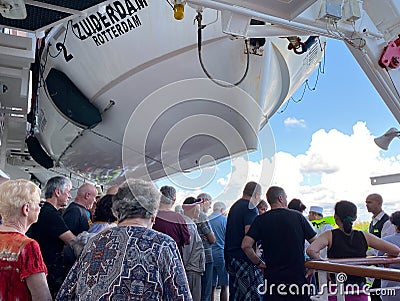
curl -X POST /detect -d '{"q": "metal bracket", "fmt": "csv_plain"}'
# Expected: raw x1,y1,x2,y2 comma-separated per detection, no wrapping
370,173,400,185
221,10,251,37
379,37,400,69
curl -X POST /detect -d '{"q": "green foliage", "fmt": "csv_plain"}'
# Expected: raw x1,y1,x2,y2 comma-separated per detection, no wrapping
354,221,369,232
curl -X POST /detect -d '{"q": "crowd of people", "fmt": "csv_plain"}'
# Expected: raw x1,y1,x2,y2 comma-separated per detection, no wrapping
0,176,400,301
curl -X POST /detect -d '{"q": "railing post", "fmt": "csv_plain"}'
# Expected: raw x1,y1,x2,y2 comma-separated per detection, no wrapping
335,272,346,301
311,270,328,301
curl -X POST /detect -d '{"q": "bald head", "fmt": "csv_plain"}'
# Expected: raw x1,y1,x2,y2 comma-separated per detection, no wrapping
366,193,383,217
77,183,95,196
367,193,383,205
75,183,97,210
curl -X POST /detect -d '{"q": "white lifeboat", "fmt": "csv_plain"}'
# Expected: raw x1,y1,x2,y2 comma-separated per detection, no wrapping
32,1,324,183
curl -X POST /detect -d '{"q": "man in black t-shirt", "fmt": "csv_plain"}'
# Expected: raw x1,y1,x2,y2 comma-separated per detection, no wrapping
63,183,97,235
61,183,98,274
224,181,263,300
27,176,76,298
242,186,316,301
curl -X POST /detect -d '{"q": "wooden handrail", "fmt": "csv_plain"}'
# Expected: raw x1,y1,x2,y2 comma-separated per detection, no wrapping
305,256,400,282
328,256,400,266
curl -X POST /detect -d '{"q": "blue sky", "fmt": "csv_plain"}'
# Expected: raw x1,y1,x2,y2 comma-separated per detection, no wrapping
157,38,400,222
269,39,400,156
265,39,400,221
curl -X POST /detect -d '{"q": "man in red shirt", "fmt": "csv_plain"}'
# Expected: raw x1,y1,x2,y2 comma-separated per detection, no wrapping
153,185,190,256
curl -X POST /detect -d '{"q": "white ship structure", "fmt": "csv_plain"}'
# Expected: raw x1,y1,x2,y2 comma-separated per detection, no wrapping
0,0,399,189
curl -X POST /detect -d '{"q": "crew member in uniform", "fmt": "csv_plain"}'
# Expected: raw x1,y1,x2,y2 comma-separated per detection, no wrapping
366,193,395,301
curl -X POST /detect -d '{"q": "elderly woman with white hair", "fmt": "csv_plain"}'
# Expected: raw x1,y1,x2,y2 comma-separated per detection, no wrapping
0,179,52,301
57,179,192,301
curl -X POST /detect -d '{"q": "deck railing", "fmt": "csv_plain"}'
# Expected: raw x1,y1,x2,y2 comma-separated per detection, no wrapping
304,256,400,301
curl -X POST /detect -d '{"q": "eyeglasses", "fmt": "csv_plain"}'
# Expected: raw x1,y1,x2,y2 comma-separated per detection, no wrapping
25,201,44,209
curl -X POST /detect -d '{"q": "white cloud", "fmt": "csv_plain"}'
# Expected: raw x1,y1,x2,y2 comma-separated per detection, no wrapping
217,176,228,186
219,122,400,221
284,117,306,128
275,122,400,220
158,122,400,221
175,189,201,205
188,155,276,209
